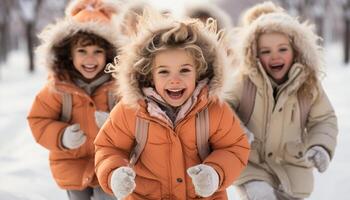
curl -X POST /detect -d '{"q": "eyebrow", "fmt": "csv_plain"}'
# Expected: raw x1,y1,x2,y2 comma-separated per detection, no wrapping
155,63,194,69
181,64,194,67
279,43,291,47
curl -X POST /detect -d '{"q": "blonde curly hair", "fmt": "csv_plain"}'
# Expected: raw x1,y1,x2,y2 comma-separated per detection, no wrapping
106,8,229,107
133,22,212,87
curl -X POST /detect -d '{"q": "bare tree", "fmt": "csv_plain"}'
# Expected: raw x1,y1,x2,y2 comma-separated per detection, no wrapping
343,0,350,64
14,0,43,72
0,0,12,65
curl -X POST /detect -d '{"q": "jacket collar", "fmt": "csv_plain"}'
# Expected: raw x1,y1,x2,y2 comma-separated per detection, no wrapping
141,79,208,128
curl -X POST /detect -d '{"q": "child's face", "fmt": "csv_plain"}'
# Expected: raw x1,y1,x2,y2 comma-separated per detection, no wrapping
258,32,294,84
71,44,106,80
152,49,197,108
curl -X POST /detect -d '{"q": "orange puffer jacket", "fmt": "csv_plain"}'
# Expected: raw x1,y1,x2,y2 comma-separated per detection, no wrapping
27,76,115,190
94,87,250,200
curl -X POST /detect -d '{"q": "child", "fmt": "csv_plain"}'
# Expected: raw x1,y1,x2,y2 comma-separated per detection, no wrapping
227,2,338,200
27,0,121,199
94,10,250,200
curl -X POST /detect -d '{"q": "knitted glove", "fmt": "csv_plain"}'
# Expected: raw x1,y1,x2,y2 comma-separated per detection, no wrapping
187,164,219,197
94,111,109,128
61,124,86,149
306,146,330,173
110,167,136,199
240,123,254,144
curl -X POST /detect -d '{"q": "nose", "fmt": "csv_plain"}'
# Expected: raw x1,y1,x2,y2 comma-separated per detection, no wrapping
271,51,279,60
170,75,181,85
85,53,97,62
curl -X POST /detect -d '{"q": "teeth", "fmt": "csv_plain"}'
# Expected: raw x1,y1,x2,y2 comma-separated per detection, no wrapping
168,89,182,92
84,64,96,68
271,63,283,67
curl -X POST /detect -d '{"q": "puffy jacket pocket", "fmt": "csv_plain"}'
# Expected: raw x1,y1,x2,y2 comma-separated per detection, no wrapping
133,176,161,199
283,141,312,167
283,164,314,198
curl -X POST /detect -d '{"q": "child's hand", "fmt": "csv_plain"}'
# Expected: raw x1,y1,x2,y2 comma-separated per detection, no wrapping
94,111,109,128
62,124,86,149
187,164,219,197
306,146,330,173
111,167,136,199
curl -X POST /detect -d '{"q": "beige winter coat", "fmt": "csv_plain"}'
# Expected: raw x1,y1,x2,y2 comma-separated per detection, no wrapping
227,9,338,198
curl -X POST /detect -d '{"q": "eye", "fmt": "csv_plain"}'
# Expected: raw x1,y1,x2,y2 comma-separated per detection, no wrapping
158,69,169,74
279,47,289,52
76,48,86,53
95,49,105,54
180,68,192,73
259,50,270,55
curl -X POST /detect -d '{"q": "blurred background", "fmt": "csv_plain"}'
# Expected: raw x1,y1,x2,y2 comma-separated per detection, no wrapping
0,0,349,199
1,0,350,74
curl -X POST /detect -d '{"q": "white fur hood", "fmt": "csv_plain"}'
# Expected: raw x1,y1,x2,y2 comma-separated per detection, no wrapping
238,9,323,77
109,10,231,108
36,0,121,72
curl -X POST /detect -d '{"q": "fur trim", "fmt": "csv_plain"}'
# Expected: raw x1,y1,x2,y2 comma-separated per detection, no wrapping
183,2,232,30
110,8,231,108
36,0,121,72
237,11,324,81
239,1,284,26
117,0,150,45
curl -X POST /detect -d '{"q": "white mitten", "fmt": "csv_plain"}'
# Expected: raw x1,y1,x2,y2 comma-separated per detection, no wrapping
240,123,255,144
306,146,330,173
187,164,219,197
94,111,109,128
61,124,86,149
240,181,277,200
110,167,136,200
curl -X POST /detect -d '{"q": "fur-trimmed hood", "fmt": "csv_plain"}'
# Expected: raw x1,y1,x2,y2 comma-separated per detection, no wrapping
237,2,323,79
183,2,232,30
109,9,231,108
36,0,122,72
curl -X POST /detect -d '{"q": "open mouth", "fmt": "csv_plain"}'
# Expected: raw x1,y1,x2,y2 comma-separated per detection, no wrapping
270,63,284,71
82,64,98,72
166,88,185,99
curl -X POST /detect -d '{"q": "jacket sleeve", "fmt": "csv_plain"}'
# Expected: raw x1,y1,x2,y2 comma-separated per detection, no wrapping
94,103,136,195
225,75,244,110
306,87,338,159
203,101,250,190
27,85,69,151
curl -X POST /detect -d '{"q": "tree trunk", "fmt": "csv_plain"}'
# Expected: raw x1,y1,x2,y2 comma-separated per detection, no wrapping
344,19,350,64
26,22,35,72
0,24,7,64
344,0,350,64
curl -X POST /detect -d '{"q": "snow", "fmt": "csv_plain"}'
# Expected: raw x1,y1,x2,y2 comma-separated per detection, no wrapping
0,43,349,199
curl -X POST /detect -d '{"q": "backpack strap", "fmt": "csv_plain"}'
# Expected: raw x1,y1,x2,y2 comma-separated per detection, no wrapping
237,77,257,125
107,90,116,111
60,92,72,123
297,91,312,130
196,107,210,161
129,117,149,167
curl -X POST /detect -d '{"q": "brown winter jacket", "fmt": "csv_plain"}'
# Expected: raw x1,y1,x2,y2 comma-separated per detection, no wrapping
95,86,250,199
27,76,115,190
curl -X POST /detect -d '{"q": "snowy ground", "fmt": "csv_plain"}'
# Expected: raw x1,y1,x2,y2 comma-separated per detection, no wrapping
0,43,349,199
